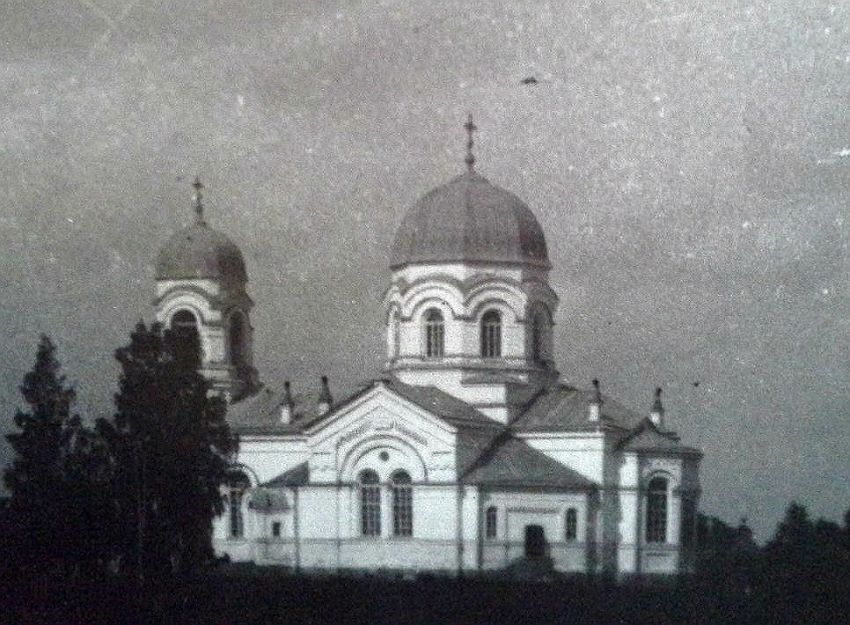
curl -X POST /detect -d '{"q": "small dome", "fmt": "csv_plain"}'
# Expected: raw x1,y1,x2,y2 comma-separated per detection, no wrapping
155,221,247,282
390,172,549,269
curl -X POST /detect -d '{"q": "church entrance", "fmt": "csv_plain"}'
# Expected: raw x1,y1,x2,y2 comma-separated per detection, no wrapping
524,525,546,558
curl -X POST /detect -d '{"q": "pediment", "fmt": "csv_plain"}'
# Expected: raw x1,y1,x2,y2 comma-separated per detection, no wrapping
306,384,457,451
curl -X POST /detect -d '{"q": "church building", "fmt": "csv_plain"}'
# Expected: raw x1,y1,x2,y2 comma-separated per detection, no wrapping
153,117,702,577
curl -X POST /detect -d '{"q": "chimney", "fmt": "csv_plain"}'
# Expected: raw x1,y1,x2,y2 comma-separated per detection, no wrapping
588,379,603,422
649,387,664,427
280,381,294,424
317,375,333,416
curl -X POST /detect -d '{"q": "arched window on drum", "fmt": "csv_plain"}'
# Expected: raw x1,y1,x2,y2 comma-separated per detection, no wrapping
170,309,201,362
423,308,445,358
480,310,502,358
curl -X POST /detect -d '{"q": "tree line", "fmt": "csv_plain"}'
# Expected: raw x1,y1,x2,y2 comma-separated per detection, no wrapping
0,329,848,622
0,324,237,585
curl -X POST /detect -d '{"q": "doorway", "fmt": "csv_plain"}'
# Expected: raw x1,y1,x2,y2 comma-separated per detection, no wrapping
524,524,545,558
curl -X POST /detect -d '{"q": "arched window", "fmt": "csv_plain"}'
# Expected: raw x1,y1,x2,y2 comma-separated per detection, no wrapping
424,309,444,358
226,471,250,539
359,469,381,537
391,470,413,537
229,311,247,369
531,309,548,364
485,506,498,540
171,309,198,333
565,508,578,542
480,310,502,358
646,477,669,543
171,309,201,361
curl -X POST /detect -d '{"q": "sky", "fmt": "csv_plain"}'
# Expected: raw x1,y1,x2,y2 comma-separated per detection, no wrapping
1,0,848,541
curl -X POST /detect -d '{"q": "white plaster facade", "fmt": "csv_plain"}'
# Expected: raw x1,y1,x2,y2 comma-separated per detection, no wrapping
155,154,702,578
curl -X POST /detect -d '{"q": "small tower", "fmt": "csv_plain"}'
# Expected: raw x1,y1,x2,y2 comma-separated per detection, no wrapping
587,379,603,422
280,381,294,424
153,177,258,401
649,387,664,427
317,376,333,416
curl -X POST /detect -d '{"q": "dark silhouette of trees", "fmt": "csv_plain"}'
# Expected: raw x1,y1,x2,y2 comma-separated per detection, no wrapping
98,321,237,583
4,336,79,574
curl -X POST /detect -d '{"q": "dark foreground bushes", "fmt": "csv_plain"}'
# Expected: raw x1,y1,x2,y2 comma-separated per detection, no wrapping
1,563,848,625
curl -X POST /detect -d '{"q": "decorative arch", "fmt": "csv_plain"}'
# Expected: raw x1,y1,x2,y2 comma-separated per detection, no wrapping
159,294,212,327
404,289,463,321
465,283,527,320
339,434,428,483
467,296,522,324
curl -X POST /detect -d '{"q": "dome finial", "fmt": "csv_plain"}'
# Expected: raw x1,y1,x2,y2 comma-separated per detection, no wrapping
192,176,205,224
463,113,477,172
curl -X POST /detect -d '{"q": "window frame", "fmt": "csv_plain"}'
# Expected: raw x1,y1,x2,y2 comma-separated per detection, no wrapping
359,469,382,537
485,506,498,540
645,476,669,544
390,470,413,538
565,508,578,542
423,308,445,359
480,310,502,358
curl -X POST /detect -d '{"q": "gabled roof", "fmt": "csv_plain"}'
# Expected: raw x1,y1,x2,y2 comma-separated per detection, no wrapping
617,418,702,455
263,461,309,487
225,385,331,435
227,377,499,436
461,431,597,490
510,383,646,433
382,378,500,429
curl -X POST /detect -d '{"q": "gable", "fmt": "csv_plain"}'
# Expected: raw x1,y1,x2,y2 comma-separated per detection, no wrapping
304,383,479,483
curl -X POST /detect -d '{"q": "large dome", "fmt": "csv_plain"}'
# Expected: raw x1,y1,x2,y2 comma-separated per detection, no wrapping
155,221,247,283
390,171,550,269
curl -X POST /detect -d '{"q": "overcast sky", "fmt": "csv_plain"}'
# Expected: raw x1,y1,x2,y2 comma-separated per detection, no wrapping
1,0,848,540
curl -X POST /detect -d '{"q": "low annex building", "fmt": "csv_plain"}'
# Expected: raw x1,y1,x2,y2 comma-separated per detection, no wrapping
153,119,702,577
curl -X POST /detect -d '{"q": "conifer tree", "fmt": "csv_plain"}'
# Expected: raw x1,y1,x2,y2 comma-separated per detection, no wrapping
101,321,236,581
4,335,78,571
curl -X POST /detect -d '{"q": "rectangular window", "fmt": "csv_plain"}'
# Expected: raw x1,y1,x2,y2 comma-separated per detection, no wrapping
271,521,281,538
361,486,382,537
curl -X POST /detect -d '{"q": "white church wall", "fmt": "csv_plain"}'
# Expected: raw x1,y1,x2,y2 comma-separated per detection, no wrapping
238,437,309,484
518,432,608,483
479,490,589,572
